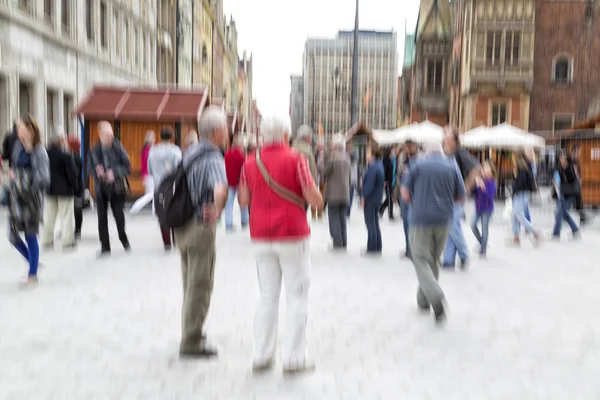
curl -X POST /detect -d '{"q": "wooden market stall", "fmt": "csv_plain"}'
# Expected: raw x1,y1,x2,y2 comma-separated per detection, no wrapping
74,86,209,199
344,121,377,168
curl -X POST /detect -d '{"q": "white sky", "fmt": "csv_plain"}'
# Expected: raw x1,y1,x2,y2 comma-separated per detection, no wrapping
223,0,420,117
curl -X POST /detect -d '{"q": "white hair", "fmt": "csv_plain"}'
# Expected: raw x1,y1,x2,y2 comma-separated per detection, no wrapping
330,133,346,150
49,131,65,145
260,116,291,145
296,125,313,140
187,130,198,145
422,141,443,154
145,130,155,143
198,106,227,139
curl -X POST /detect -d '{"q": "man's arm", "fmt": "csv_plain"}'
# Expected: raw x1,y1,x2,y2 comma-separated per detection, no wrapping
238,164,250,207
457,148,481,192
206,156,229,215
454,165,467,204
112,146,132,177
400,164,416,204
298,156,323,208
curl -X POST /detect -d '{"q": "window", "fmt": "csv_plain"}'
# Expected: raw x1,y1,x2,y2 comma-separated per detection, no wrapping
133,29,138,66
505,31,520,65
553,56,572,84
86,0,94,41
143,34,147,70
491,103,508,126
100,2,107,48
486,31,502,65
63,94,74,135
426,60,444,91
46,89,58,135
553,114,574,132
19,81,32,116
61,0,70,33
112,11,119,55
19,0,32,12
123,20,129,61
44,0,54,22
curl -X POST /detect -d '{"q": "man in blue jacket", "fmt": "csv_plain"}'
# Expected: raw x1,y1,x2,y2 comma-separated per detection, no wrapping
361,149,385,255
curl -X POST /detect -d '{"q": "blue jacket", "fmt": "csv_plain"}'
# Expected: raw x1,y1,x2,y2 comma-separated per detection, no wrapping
362,159,385,206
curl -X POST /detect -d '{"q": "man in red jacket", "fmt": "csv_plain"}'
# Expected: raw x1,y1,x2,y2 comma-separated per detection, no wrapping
224,135,249,231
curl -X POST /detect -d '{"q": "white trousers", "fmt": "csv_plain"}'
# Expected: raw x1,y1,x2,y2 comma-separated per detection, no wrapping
253,238,311,368
43,196,75,246
129,176,154,215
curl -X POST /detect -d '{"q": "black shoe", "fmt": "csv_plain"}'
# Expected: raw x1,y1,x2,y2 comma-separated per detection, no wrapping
418,304,430,313
98,249,111,258
74,231,81,241
123,242,131,252
459,258,469,270
164,244,172,252
179,345,218,359
432,302,447,324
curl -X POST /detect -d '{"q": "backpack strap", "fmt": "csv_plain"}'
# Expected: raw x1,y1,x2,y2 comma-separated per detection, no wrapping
255,150,305,209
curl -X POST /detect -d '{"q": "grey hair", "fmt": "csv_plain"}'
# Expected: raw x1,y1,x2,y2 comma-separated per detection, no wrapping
422,141,443,154
145,130,155,143
260,116,291,145
198,106,227,139
330,133,346,150
187,130,199,145
49,131,65,145
296,125,313,140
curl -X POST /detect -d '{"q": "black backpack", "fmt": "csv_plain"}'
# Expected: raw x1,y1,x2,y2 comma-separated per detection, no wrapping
155,149,213,229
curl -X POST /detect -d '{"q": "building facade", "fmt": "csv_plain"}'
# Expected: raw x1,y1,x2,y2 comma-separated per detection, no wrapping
224,19,238,112
399,33,416,124
238,52,254,133
410,0,454,126
210,0,224,99
303,30,398,136
0,0,157,136
157,0,176,84
530,0,600,136
459,0,535,131
192,0,213,89
290,75,304,134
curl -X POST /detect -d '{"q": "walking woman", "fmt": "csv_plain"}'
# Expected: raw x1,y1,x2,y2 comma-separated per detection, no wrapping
8,115,50,289
67,136,84,240
129,131,155,214
511,152,541,246
551,152,580,239
471,161,497,256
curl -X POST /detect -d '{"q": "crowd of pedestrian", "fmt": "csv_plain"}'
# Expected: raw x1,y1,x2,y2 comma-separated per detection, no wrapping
0,108,591,376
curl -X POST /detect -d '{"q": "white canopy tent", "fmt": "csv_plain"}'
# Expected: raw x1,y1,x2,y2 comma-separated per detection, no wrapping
461,123,546,149
372,121,444,146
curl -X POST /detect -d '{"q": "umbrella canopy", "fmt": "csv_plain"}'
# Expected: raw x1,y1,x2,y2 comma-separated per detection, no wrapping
403,120,445,145
372,129,399,145
461,123,546,149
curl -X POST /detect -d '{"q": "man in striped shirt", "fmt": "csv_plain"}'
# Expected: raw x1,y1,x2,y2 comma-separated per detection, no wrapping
175,106,229,359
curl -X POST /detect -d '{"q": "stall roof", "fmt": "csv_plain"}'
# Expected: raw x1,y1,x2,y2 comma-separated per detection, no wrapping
74,86,209,121
344,121,373,141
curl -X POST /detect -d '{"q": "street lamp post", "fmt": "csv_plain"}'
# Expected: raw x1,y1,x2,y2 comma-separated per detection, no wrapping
350,0,359,126
311,53,316,134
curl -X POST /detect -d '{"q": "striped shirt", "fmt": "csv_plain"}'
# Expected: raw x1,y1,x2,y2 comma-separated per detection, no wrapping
182,140,228,218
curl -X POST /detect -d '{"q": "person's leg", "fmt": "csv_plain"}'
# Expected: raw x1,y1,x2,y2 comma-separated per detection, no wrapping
327,204,343,247
25,234,39,277
58,197,76,247
480,212,491,252
12,236,29,260
240,188,249,228
563,197,580,234
317,183,325,219
511,194,525,238
410,226,445,309
364,203,375,252
442,207,461,265
96,192,111,251
279,239,311,370
180,223,217,353
109,194,129,247
552,197,564,238
471,212,483,245
225,187,236,229
388,187,395,219
452,206,469,262
524,204,531,223
42,196,59,247
514,194,536,234
375,206,382,251
74,202,83,238
339,205,348,247
253,243,282,367
442,237,456,266
346,185,355,217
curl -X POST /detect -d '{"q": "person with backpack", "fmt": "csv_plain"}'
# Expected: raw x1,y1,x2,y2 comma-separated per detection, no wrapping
87,121,131,257
171,106,228,359
551,152,580,240
147,126,181,250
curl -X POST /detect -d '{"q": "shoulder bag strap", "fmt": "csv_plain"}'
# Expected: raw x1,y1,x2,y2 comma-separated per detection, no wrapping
255,150,305,209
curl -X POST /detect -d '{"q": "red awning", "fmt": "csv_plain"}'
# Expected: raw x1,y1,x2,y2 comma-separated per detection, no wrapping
74,86,209,122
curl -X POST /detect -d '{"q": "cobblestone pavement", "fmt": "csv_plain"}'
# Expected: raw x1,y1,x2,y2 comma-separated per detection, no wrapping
1,204,600,400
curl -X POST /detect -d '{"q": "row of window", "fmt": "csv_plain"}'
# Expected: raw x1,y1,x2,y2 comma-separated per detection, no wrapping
481,102,573,132
486,31,521,66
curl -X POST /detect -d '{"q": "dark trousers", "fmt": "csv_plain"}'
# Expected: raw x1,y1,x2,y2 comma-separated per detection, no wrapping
96,191,128,251
364,202,382,252
379,186,394,218
74,205,83,235
400,201,411,256
328,203,348,248
346,184,355,217
160,226,174,247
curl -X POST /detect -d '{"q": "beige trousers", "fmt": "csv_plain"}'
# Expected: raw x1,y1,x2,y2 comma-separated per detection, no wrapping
43,196,75,247
175,220,217,352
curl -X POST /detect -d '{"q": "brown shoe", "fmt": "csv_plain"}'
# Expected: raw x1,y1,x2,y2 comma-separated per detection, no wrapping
283,360,316,375
252,358,275,373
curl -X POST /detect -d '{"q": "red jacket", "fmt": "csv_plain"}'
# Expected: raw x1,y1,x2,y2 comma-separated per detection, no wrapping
224,147,245,187
243,144,310,241
140,144,151,179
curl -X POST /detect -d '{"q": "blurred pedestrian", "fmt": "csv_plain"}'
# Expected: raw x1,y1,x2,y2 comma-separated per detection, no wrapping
379,147,398,220
238,116,322,374
510,152,541,246
323,134,351,250
88,121,131,257
471,161,497,256
8,115,50,289
401,142,466,323
551,152,580,240
224,135,249,231
361,149,385,255
42,132,78,250
67,136,84,240
129,131,155,214
148,126,182,250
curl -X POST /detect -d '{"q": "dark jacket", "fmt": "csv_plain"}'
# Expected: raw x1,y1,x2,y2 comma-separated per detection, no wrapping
47,144,78,197
73,154,84,197
454,147,480,180
382,154,394,184
2,130,19,168
362,159,385,206
87,140,131,196
513,166,535,194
